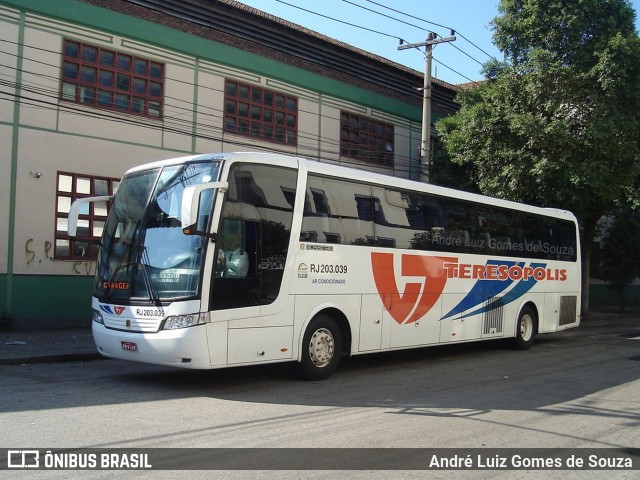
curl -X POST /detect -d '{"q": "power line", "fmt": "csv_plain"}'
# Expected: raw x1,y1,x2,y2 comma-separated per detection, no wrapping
340,0,487,74
431,56,482,87
0,38,427,142
271,0,487,83
0,71,412,173
273,0,401,41
362,0,498,61
341,0,425,31
1,44,428,177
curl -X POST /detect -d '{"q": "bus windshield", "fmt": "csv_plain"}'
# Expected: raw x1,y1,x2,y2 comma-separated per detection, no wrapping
95,160,221,303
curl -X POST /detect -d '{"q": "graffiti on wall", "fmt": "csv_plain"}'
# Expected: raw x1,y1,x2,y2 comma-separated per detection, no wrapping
25,239,94,275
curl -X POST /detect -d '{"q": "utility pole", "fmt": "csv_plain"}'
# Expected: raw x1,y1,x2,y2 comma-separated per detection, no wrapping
399,33,455,183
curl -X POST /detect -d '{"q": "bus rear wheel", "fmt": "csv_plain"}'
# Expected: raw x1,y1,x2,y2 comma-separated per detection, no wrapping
513,305,537,350
299,314,342,380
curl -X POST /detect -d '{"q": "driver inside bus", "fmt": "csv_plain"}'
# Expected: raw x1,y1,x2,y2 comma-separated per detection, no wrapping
217,233,249,278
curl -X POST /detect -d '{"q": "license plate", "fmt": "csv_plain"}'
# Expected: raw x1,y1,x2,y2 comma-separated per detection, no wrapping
121,341,137,352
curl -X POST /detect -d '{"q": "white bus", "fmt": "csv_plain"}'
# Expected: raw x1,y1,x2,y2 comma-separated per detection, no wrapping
69,152,580,380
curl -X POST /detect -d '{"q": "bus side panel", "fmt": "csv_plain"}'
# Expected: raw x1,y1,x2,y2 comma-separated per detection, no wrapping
210,299,297,365
207,320,228,367
387,294,443,348
227,325,293,364
541,293,560,333
439,292,547,343
439,292,483,343
359,295,383,351
540,291,581,333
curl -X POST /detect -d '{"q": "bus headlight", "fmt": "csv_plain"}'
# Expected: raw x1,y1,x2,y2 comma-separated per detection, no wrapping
92,309,104,325
163,313,208,330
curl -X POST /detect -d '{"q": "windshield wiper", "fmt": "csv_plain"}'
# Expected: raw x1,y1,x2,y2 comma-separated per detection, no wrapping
102,220,141,301
136,244,163,306
103,244,132,302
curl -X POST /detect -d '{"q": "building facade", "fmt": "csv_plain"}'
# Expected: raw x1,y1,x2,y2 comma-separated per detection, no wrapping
0,0,459,321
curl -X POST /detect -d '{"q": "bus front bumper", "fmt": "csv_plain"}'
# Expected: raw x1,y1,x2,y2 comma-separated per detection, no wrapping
92,322,212,369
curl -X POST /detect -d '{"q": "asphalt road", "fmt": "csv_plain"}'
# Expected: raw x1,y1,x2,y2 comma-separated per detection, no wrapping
1,315,639,480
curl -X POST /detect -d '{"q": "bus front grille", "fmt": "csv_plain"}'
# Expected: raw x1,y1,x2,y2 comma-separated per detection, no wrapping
104,317,162,333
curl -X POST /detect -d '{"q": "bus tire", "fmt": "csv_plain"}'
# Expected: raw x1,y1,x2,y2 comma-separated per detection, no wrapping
513,305,537,350
299,314,342,380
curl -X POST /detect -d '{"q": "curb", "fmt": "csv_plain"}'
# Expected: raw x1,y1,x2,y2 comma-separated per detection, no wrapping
0,352,103,366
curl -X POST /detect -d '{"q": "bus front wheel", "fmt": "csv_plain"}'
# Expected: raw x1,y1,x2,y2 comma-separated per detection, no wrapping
513,306,537,350
299,314,342,380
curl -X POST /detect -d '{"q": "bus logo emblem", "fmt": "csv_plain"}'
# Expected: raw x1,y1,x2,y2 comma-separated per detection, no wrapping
371,253,455,325
99,305,126,316
298,263,308,279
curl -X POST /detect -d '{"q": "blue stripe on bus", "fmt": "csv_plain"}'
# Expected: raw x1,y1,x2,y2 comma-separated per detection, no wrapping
454,262,547,320
441,260,516,320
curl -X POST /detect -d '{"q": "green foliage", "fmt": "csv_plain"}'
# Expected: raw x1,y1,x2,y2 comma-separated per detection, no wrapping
430,138,480,192
437,0,640,233
435,0,640,314
493,0,637,69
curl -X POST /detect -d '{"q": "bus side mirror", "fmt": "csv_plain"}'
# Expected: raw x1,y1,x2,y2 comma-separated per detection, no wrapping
68,196,113,238
181,182,227,236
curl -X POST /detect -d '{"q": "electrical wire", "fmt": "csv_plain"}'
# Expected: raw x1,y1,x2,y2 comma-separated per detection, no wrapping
1,39,434,177
339,0,488,85
273,0,402,41
270,0,487,84
362,0,498,61
1,36,434,135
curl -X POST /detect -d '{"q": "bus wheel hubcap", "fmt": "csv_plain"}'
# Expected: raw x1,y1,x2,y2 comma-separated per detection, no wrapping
521,315,533,341
309,328,334,368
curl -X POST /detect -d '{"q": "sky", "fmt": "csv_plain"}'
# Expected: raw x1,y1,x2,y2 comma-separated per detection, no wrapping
236,0,640,85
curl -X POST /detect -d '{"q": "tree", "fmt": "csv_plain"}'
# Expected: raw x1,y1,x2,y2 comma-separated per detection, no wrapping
430,138,480,193
436,0,640,317
598,210,640,311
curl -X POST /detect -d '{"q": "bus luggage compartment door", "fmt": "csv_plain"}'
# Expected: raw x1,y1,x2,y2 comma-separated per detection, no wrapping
227,326,293,364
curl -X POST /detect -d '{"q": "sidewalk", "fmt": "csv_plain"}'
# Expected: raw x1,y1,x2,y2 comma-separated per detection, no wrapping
0,320,99,366
0,311,638,366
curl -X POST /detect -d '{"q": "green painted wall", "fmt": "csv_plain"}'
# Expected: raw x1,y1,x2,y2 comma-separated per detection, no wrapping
590,284,640,310
1,274,93,319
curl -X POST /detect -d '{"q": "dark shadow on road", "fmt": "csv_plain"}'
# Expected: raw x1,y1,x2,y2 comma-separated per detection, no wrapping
2,315,639,420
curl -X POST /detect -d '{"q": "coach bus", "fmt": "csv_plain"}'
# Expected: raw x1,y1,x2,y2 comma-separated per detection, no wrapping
69,152,580,379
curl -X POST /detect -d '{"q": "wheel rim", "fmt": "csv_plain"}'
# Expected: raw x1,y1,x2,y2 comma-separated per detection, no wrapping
308,328,335,368
520,314,533,341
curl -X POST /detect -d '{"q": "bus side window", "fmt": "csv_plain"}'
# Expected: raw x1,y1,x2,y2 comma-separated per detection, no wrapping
212,163,297,311
430,199,447,229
